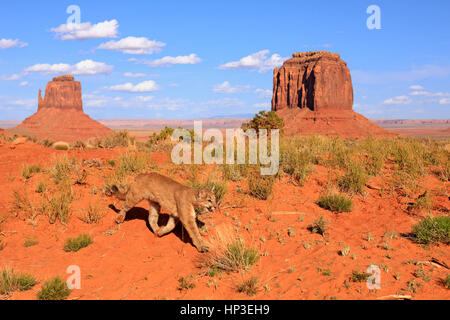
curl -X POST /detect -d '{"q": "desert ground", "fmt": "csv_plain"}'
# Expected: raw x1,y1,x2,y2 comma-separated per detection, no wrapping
0,130,449,300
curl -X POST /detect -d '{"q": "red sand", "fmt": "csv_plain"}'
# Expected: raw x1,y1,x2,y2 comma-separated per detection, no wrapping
0,141,449,300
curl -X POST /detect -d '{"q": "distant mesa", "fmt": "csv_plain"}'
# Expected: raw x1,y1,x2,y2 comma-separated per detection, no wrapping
272,51,394,138
8,75,112,143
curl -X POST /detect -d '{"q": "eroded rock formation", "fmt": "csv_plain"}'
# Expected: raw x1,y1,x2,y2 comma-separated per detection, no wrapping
38,75,83,111
9,75,112,142
272,51,394,138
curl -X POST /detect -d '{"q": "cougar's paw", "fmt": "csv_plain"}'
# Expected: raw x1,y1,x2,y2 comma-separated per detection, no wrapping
115,214,125,224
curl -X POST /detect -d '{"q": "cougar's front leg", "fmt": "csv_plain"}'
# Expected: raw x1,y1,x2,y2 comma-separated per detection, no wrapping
176,200,208,253
116,191,143,224
148,201,161,234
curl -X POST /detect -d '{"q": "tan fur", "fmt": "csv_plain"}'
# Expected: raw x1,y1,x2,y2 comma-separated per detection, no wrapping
110,173,216,253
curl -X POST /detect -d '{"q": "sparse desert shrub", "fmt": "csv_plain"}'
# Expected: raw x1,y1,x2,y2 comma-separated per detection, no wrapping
281,145,312,186
116,151,149,176
221,164,249,181
351,270,371,283
79,203,104,224
237,277,259,296
39,139,54,148
328,138,354,169
203,232,259,273
338,160,368,194
37,277,71,300
412,216,450,245
391,138,424,178
241,110,285,134
308,216,328,236
42,185,73,225
53,141,70,151
50,154,75,185
248,173,274,200
178,276,195,291
74,165,88,185
147,126,175,146
12,188,34,219
360,137,388,176
318,193,352,213
408,191,433,214
102,131,136,148
22,164,40,179
443,274,450,289
24,235,38,247
36,181,47,193
63,233,93,252
437,161,450,182
0,268,36,295
71,140,86,149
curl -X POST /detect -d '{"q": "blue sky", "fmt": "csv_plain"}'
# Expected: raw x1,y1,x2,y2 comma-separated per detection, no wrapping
0,0,449,120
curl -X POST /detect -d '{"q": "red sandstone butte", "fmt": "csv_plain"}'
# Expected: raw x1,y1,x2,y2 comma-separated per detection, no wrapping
9,75,112,142
272,51,394,138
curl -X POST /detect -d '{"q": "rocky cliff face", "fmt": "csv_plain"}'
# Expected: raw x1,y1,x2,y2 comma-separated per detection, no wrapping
9,75,112,142
38,75,83,111
272,51,394,138
272,51,353,112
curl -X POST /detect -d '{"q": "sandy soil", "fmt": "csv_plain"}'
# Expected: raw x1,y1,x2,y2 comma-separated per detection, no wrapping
0,141,449,300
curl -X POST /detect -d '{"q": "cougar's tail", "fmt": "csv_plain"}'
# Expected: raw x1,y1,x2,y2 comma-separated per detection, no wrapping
110,185,127,201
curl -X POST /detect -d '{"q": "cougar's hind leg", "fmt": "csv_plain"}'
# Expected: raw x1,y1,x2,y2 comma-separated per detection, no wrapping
148,201,161,234
157,216,179,237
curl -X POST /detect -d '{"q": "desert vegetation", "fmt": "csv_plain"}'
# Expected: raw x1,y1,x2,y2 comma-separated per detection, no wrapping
0,119,449,300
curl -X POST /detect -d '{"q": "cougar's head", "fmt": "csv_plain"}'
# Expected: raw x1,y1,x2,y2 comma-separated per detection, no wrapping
194,189,216,213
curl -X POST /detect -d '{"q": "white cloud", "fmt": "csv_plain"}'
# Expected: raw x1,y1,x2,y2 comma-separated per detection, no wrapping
19,81,30,87
218,50,288,73
0,39,28,49
255,88,272,99
439,98,450,105
409,91,431,96
353,65,450,84
51,20,119,40
105,80,160,93
124,72,146,78
213,81,249,94
25,60,113,75
383,95,412,105
1,74,21,81
253,102,271,110
409,85,424,90
98,36,165,55
144,54,202,67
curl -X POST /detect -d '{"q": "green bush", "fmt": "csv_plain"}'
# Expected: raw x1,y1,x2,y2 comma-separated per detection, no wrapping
351,270,371,283
412,216,450,245
37,277,71,300
0,268,36,295
63,233,93,252
241,110,284,134
318,193,352,213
